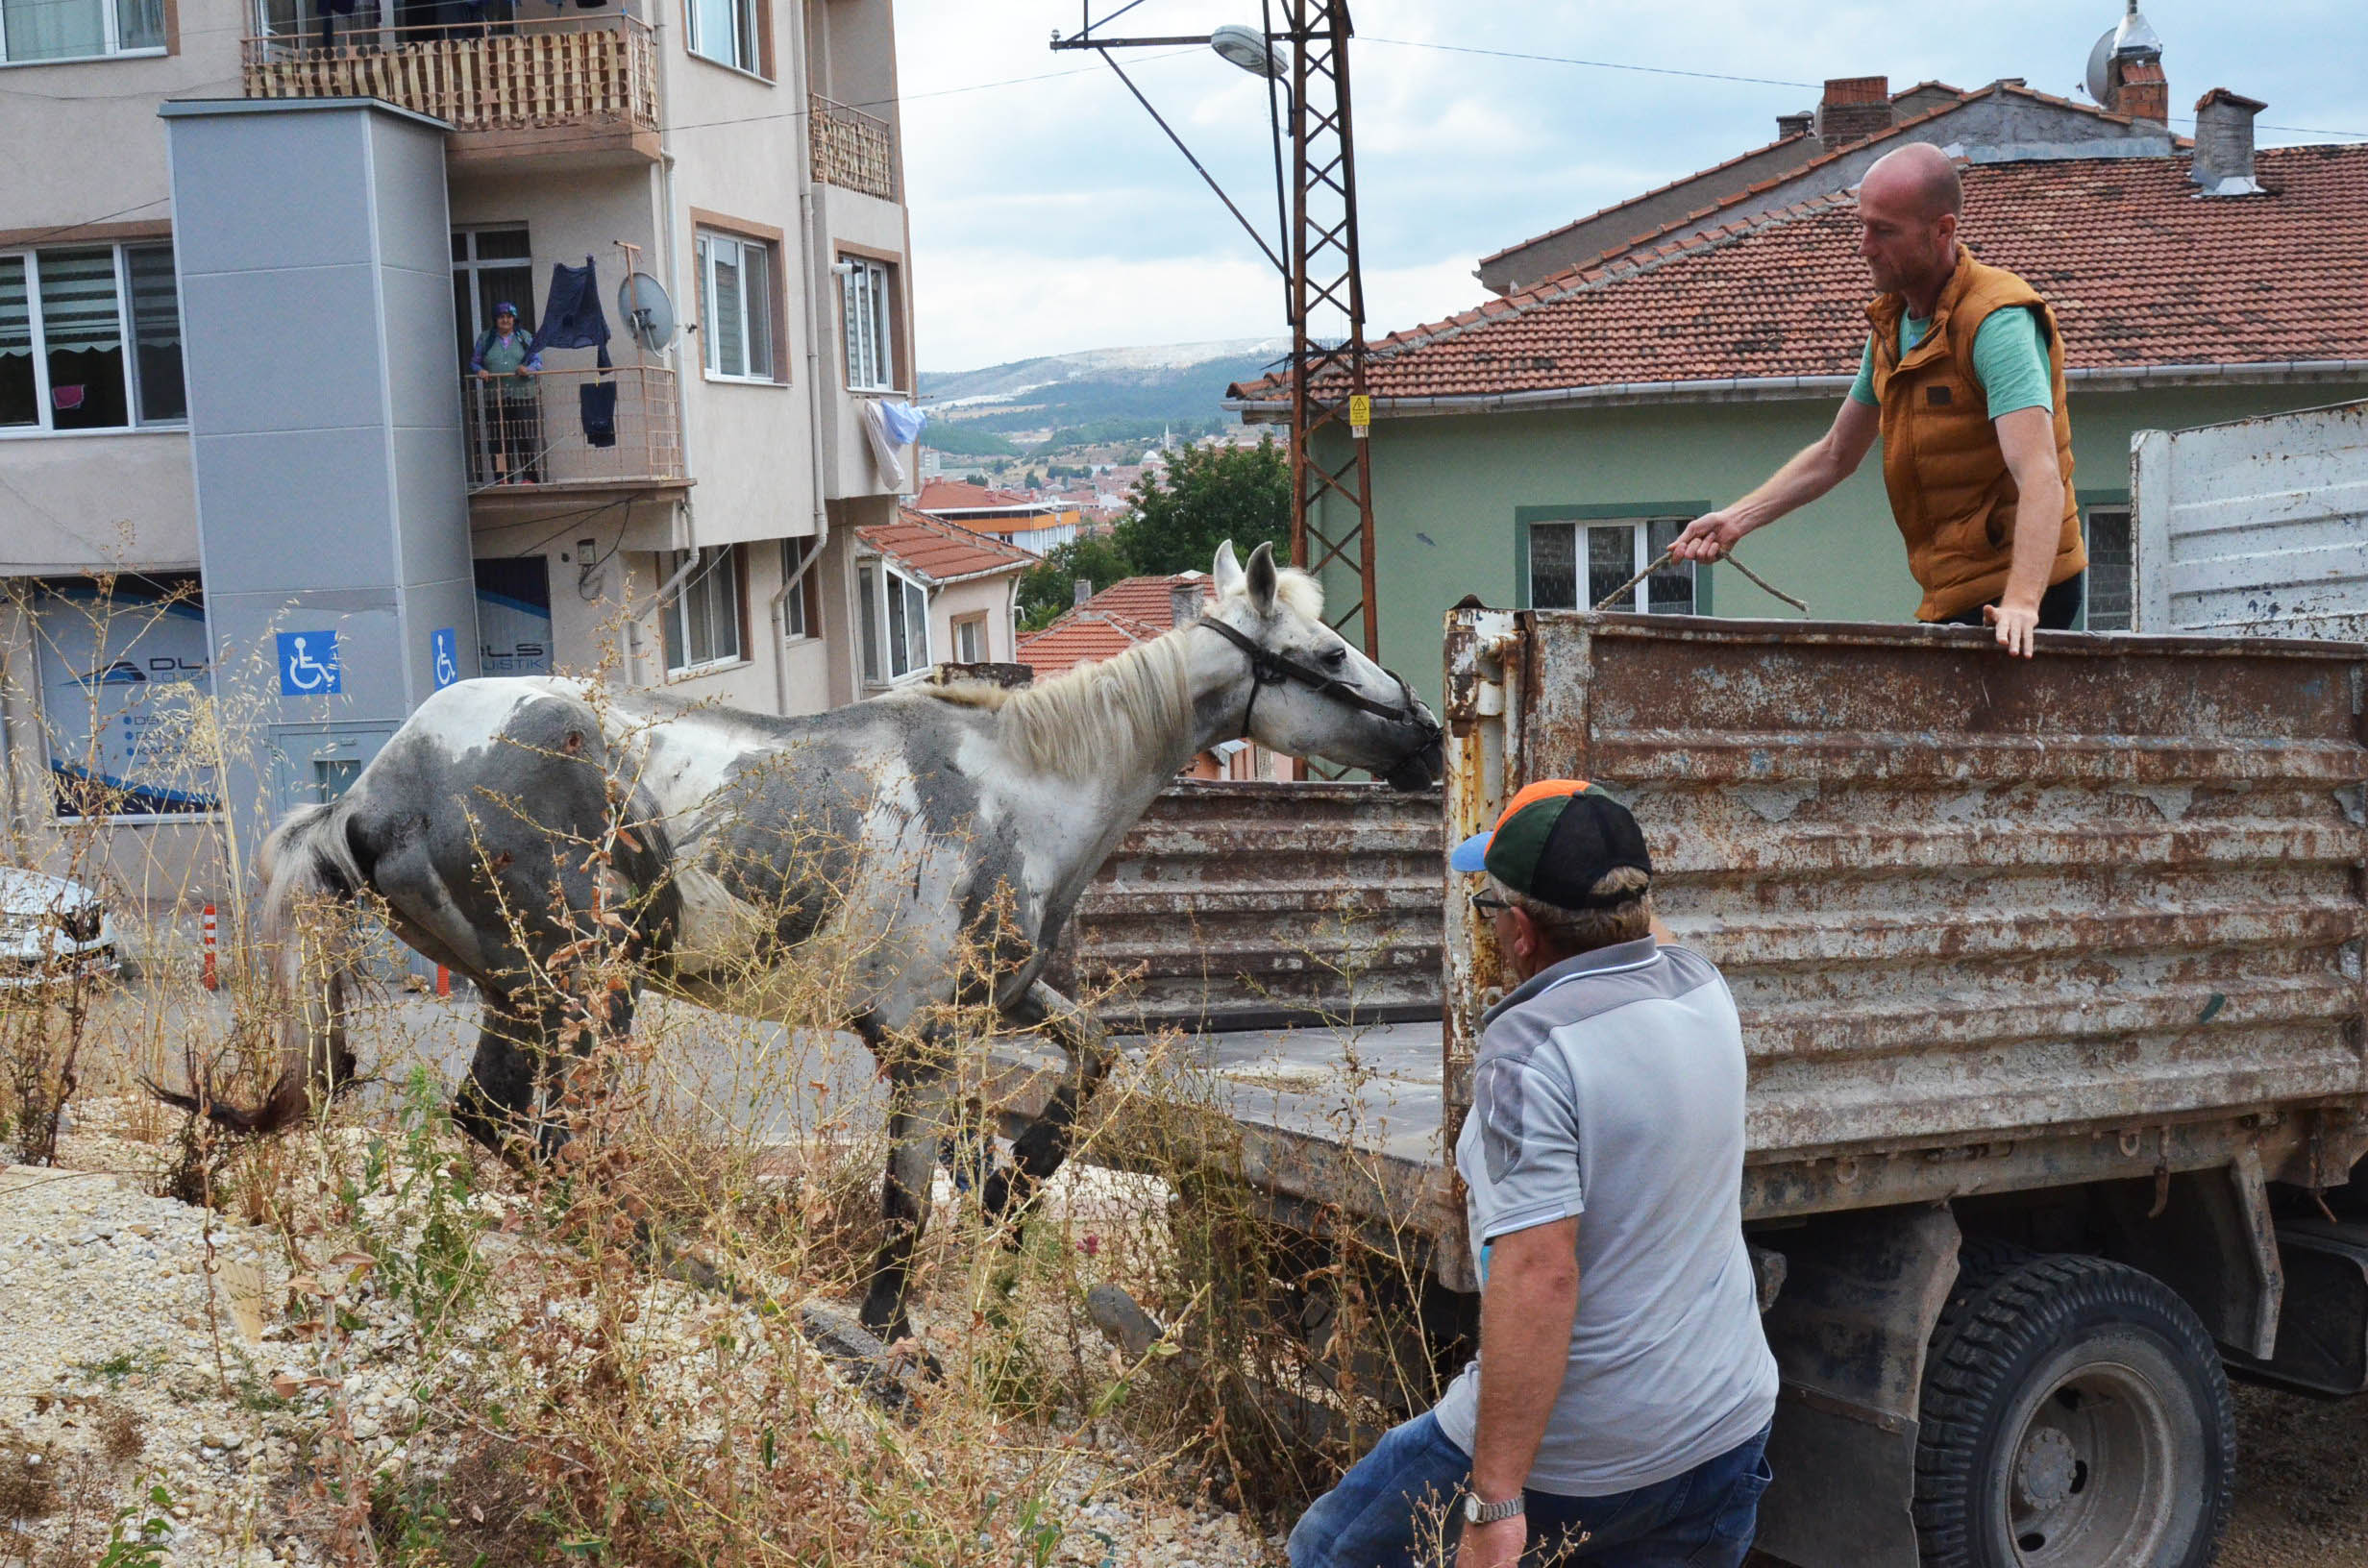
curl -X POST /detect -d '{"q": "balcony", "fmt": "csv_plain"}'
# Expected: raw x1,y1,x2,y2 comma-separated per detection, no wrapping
461,366,684,509
809,94,897,202
242,12,658,164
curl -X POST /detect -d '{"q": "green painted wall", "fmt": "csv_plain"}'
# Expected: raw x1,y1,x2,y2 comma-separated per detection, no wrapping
1311,380,2368,708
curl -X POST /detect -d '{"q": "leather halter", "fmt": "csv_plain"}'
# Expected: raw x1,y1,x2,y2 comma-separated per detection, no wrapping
1194,614,1440,746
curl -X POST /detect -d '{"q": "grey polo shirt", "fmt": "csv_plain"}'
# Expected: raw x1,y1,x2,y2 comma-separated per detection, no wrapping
1432,937,1779,1496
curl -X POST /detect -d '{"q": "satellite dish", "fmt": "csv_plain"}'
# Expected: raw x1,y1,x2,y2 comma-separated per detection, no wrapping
2084,28,2117,103
617,272,678,352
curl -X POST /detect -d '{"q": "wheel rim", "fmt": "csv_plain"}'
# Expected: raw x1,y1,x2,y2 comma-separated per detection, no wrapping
1995,1340,2198,1567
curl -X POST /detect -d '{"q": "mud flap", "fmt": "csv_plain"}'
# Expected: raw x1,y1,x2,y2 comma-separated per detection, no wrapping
1753,1204,1960,1568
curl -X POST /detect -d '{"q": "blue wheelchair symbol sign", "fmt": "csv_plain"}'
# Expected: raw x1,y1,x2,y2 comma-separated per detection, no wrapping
431,627,459,690
276,630,341,696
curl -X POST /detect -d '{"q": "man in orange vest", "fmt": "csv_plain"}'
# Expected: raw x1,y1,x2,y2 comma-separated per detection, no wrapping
1669,142,2084,657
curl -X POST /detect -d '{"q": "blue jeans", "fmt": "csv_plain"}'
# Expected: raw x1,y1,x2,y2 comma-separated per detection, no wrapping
1288,1411,1772,1568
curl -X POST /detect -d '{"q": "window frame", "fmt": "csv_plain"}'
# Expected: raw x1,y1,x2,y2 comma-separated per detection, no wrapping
1516,504,1710,617
661,545,746,675
694,227,780,384
856,556,930,685
0,0,168,67
684,0,765,77
950,613,986,664
779,534,820,642
2080,493,2134,632
839,253,898,393
0,240,186,437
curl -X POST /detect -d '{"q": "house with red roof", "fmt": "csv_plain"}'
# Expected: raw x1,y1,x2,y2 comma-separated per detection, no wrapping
851,509,1037,686
1017,572,1282,780
913,478,1085,554
1231,54,2368,707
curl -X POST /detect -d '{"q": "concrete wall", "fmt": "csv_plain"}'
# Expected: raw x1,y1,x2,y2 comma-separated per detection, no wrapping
0,432,197,575
1326,378,2368,712
930,572,1019,665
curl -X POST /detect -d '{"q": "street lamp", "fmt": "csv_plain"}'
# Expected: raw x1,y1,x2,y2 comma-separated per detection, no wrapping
1209,21,1283,79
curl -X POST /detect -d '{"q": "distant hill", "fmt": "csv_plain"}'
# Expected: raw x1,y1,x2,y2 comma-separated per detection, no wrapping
920,337,1287,455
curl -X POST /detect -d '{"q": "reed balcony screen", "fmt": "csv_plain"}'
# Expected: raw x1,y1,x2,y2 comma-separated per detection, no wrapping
809,94,896,201
243,12,657,137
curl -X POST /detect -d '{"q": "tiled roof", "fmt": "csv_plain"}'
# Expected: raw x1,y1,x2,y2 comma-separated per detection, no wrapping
915,478,1042,513
1015,573,1217,676
856,509,1038,585
1473,78,2167,278
1233,143,2368,404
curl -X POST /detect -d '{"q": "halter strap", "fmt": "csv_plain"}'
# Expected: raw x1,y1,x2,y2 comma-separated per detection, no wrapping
1194,614,1437,742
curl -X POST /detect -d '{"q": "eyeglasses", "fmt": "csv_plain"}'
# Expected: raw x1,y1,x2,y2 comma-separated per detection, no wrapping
1470,895,1512,916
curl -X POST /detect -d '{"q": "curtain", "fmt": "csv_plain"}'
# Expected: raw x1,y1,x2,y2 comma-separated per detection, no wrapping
0,257,34,428
3,0,104,60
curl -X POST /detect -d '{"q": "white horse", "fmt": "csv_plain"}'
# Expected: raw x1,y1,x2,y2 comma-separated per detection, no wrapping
161,541,1441,1338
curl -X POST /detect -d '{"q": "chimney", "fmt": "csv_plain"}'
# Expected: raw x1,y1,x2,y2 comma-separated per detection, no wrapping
1170,581,1202,628
1816,77,1892,152
1073,577,1093,607
2192,87,2267,194
1776,110,1813,140
2098,2,2167,126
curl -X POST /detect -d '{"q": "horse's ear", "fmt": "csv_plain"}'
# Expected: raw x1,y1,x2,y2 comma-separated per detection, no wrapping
1246,541,1279,614
1212,539,1245,597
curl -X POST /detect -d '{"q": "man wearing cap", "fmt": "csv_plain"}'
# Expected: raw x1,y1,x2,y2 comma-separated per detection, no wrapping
1289,781,1778,1568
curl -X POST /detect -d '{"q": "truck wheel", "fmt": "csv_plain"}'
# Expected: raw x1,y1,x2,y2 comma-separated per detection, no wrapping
1913,1250,2232,1568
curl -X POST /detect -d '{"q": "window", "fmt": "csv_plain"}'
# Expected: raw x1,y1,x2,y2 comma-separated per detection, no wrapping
0,0,163,63
2084,505,2133,631
1,243,185,433
779,535,819,640
687,0,760,74
698,233,775,381
856,559,928,683
663,546,744,673
951,614,985,664
1527,516,1693,615
452,228,535,374
29,576,216,821
840,255,895,392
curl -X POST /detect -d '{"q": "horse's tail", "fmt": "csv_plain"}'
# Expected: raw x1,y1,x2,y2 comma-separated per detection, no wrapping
150,800,368,1135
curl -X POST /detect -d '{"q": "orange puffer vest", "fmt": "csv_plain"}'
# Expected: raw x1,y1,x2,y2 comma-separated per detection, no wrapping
1867,248,2084,622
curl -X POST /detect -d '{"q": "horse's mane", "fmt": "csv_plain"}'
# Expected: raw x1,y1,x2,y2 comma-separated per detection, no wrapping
927,566,1324,782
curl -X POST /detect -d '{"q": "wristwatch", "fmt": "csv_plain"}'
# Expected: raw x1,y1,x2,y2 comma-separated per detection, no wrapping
1464,1490,1526,1525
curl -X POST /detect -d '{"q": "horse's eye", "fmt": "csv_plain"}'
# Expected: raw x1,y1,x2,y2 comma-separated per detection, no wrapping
1322,646,1349,669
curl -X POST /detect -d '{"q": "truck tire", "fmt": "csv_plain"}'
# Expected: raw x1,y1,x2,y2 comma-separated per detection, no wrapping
1913,1249,2232,1568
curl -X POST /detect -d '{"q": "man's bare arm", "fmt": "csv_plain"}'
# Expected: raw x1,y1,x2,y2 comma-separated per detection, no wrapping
1983,405,2065,658
1458,1216,1581,1568
1670,397,1880,562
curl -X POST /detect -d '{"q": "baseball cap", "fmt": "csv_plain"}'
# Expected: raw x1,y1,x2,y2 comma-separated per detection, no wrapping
1449,778,1652,911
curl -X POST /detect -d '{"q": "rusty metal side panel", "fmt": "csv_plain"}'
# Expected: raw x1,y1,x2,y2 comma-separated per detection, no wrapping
1446,612,2368,1178
1048,780,1443,1031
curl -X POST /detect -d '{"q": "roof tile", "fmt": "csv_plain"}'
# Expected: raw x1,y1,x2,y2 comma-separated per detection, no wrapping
1235,145,2368,404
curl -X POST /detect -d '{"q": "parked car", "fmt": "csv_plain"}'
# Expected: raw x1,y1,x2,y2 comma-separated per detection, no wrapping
0,868,116,988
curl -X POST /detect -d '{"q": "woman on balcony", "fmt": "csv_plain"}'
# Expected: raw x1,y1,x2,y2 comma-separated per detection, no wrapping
472,303,545,484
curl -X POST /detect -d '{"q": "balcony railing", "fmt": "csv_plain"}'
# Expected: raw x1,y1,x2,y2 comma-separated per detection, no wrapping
243,13,657,138
462,365,681,492
810,94,897,201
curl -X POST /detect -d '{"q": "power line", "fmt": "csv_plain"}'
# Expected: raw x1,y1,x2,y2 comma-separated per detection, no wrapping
1360,36,1821,90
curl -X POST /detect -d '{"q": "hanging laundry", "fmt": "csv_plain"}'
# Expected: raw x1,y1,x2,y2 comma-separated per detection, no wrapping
877,400,926,448
540,257,613,369
860,399,924,490
580,380,618,449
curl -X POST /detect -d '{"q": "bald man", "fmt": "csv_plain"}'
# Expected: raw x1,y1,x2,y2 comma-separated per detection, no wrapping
1670,143,2083,656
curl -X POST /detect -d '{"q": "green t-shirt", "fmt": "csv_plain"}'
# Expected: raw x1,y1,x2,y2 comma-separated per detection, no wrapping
1848,306,2054,418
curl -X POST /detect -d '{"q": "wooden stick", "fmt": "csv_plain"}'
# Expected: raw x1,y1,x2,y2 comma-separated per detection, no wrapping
1591,546,1811,616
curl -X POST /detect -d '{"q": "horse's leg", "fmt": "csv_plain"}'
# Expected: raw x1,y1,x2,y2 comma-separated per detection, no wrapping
453,997,551,1161
980,980,1116,1221
861,1048,955,1343
536,978,638,1162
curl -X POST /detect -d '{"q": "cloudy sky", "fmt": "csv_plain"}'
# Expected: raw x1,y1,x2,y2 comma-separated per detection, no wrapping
889,0,2368,373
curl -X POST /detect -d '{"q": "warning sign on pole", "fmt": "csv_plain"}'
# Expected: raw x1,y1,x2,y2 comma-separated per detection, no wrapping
1348,394,1371,438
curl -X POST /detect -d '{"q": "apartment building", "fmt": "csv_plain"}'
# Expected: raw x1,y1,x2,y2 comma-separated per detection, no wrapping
0,0,921,899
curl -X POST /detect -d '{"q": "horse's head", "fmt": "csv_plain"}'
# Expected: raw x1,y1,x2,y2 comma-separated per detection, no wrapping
1197,540,1443,792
